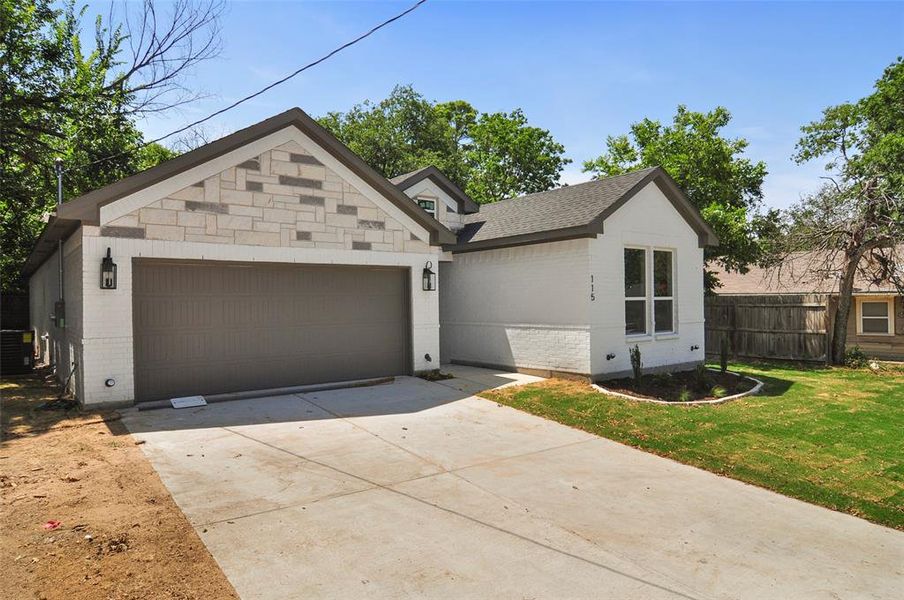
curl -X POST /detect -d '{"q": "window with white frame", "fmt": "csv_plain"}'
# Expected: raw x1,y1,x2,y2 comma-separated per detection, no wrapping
858,298,894,335
624,247,677,336
653,250,675,333
417,197,436,218
624,248,647,335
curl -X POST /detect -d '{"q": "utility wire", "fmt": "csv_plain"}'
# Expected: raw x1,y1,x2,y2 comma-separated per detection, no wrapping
68,0,428,173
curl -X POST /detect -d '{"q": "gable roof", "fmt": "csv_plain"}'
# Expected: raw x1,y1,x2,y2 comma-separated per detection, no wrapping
447,166,718,253
712,249,902,295
23,108,457,277
390,166,480,214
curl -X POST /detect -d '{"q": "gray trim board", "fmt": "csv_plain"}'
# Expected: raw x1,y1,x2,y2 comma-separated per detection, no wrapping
444,224,600,254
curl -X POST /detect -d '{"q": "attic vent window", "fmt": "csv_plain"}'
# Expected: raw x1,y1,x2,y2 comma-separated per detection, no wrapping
417,198,436,218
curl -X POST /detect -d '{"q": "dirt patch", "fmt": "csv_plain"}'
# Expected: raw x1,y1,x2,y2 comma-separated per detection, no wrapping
1,369,238,600
603,368,756,402
417,370,455,382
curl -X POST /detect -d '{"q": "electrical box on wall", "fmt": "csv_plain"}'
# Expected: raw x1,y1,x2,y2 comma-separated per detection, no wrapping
53,300,66,329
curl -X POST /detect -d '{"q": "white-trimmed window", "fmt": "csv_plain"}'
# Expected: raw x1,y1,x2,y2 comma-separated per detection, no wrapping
857,297,894,336
417,197,436,218
624,248,647,335
624,247,677,336
653,250,675,333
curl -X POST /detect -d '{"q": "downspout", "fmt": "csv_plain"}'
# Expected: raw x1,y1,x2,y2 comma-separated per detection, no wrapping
52,157,65,375
55,157,64,302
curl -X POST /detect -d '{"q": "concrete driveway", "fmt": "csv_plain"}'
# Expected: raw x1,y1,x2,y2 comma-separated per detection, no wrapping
123,365,903,600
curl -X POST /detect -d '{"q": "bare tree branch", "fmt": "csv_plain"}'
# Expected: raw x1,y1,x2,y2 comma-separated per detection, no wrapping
103,0,225,115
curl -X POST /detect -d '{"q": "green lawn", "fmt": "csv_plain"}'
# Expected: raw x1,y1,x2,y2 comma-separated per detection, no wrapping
481,362,904,530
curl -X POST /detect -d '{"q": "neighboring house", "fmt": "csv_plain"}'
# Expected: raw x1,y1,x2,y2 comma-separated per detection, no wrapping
711,253,904,361
25,108,717,407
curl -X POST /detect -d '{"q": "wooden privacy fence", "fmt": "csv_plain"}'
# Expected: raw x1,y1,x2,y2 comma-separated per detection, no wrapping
705,294,829,362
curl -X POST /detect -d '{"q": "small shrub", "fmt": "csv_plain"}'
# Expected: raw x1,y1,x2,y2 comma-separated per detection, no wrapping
678,388,693,402
844,346,869,369
711,385,728,398
629,345,643,384
692,364,712,392
719,336,729,373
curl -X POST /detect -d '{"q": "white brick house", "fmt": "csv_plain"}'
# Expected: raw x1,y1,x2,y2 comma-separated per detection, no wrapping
25,108,716,406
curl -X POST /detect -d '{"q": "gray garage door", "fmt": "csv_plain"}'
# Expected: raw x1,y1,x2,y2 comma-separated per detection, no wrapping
132,260,410,402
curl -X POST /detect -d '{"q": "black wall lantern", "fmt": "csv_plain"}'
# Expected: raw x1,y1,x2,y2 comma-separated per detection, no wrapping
422,261,436,291
100,247,117,289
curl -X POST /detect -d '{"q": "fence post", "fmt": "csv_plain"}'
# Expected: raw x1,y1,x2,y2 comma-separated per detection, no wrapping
824,295,833,365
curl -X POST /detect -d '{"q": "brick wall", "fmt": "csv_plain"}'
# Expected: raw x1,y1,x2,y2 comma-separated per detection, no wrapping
439,239,593,374
589,182,706,378
29,230,84,399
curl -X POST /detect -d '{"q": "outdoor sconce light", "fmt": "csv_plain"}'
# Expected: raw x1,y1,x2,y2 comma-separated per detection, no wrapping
422,261,436,291
100,247,117,289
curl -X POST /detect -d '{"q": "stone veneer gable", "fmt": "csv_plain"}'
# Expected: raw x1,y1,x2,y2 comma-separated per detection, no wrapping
101,140,432,253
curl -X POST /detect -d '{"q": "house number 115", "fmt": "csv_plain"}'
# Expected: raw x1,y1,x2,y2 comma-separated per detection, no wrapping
590,274,595,301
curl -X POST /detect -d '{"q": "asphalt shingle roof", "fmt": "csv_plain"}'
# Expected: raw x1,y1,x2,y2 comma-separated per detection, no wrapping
389,167,432,186
711,248,903,295
456,167,659,244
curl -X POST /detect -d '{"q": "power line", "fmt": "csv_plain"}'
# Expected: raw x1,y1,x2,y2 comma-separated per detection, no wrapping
68,0,427,173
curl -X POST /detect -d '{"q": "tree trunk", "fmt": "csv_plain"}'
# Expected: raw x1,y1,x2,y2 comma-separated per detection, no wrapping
831,248,867,364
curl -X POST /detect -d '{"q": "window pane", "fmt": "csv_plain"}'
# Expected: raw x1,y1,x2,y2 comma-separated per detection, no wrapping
655,299,674,332
624,249,645,298
861,318,889,334
625,300,647,335
861,302,888,317
654,251,672,297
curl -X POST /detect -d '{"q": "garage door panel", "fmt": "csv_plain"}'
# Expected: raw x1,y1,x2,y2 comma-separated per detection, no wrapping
133,261,410,402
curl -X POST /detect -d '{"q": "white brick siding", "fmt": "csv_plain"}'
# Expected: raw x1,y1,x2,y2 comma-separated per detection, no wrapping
439,181,706,379
589,182,706,377
29,230,84,399
440,239,593,374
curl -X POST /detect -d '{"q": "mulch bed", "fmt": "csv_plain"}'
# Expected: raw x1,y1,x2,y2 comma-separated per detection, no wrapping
603,368,756,402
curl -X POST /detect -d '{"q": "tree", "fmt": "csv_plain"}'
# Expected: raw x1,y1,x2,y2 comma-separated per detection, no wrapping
318,85,570,204
582,106,775,290
772,58,904,364
465,109,570,204
0,0,223,290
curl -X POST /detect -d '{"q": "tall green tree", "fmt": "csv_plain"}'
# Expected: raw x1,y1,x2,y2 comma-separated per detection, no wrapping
1,0,221,290
775,58,903,364
583,106,775,290
319,85,570,204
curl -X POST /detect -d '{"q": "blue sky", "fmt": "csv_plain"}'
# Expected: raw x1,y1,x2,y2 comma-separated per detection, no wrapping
108,1,902,210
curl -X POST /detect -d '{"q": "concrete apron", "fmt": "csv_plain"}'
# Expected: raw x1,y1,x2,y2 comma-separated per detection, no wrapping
122,367,904,600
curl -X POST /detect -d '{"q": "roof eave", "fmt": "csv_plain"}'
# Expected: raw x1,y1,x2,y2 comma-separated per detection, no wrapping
55,107,455,246
21,216,82,279
444,223,600,254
